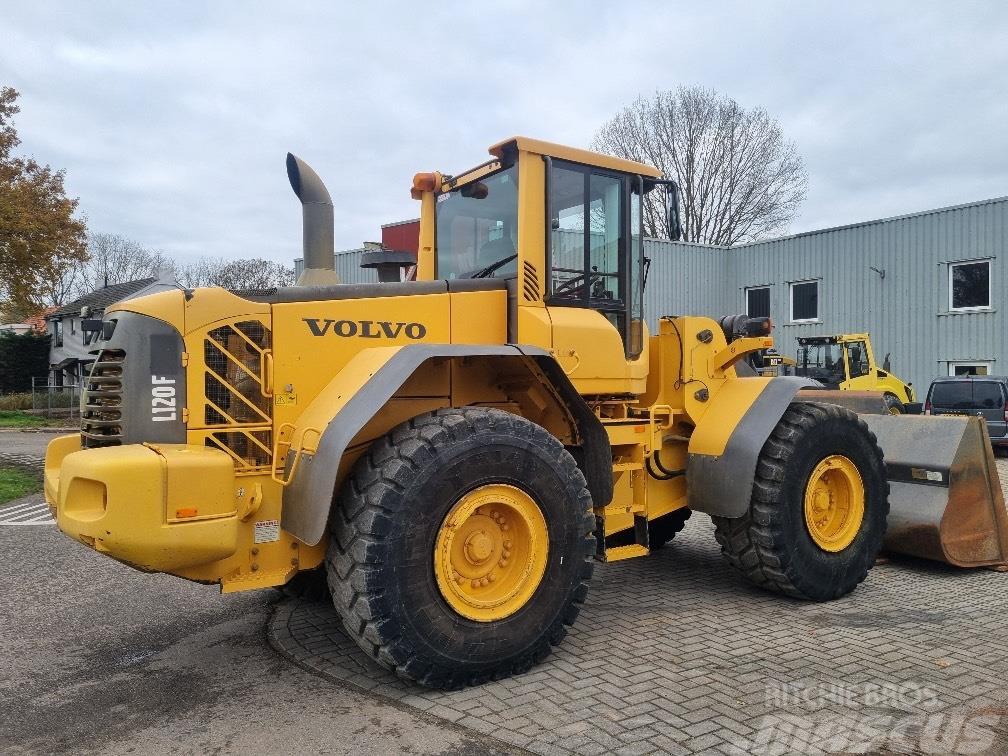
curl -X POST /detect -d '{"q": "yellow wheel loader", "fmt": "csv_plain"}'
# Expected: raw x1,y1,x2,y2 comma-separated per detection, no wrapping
44,138,1008,688
793,334,916,413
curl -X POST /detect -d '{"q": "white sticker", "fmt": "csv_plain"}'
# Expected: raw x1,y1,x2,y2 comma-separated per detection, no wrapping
254,519,280,543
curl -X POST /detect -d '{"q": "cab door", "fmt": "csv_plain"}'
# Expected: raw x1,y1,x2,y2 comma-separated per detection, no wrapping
544,159,646,395
842,339,875,391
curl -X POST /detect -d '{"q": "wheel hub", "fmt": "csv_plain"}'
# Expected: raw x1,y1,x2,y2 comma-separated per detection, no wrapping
803,454,866,552
464,531,494,564
434,484,549,622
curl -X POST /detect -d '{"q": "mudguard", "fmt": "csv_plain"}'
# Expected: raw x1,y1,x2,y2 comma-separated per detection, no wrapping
280,343,611,546
687,376,815,517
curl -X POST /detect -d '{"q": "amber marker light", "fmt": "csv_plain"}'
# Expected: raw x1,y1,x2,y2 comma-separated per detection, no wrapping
411,172,442,199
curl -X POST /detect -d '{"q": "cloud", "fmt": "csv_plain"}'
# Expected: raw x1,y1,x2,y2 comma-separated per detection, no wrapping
3,1,1007,264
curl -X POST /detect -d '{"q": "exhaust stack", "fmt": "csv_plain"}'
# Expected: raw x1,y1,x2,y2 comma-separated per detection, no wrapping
286,153,341,287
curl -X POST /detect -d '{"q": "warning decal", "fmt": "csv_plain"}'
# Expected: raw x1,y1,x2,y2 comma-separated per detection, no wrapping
254,519,281,543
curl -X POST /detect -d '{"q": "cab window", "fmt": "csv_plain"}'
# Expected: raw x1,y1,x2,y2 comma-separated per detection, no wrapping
547,159,644,358
435,165,518,279
845,341,870,378
798,342,845,386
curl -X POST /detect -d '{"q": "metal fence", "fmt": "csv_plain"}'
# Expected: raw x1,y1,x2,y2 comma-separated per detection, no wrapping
31,377,82,420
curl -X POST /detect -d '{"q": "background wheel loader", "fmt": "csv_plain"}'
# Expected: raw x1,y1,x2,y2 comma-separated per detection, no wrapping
44,137,1008,688
793,333,916,413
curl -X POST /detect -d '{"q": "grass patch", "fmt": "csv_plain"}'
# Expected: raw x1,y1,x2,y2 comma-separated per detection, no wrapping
0,411,67,428
0,466,41,504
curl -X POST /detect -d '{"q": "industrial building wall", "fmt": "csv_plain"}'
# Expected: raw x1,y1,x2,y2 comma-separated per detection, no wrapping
294,249,378,284
722,197,1008,390
642,240,732,330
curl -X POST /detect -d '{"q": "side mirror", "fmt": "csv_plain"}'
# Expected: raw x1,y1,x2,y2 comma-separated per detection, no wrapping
666,182,683,241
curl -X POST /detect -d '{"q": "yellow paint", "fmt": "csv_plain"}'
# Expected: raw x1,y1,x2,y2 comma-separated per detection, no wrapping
488,136,663,178
710,336,774,374
803,454,865,552
833,333,915,404
53,444,239,572
450,290,507,343
433,484,549,621
548,307,633,393
53,135,819,590
688,377,773,457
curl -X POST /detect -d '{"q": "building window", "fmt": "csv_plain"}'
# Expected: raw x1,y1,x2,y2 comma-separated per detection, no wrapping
52,319,63,347
949,260,991,311
746,286,771,318
948,361,991,376
789,280,818,322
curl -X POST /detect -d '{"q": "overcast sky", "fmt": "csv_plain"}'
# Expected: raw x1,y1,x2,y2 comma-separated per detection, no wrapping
4,2,1007,265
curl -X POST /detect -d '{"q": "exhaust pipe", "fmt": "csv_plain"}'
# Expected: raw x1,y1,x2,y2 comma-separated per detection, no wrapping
286,152,340,286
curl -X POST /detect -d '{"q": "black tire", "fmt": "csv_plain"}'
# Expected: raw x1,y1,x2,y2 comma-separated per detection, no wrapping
712,402,889,601
326,407,595,689
883,393,905,415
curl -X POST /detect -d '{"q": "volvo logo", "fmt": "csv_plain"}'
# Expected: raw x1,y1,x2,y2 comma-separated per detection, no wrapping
302,318,427,339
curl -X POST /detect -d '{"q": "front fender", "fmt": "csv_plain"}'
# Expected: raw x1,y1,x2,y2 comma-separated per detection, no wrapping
687,376,814,517
280,343,610,546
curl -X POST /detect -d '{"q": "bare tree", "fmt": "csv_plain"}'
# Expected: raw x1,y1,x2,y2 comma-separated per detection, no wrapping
592,87,807,245
83,232,173,289
32,232,173,307
177,257,294,290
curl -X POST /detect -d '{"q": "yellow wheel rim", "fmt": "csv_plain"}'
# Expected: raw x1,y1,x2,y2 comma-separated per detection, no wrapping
434,484,548,622
803,454,865,552
887,405,902,415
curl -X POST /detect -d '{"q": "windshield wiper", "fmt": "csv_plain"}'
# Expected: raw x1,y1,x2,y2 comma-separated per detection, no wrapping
468,253,518,279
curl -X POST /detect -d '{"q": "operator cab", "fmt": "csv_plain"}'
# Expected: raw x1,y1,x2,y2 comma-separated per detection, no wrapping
416,137,681,375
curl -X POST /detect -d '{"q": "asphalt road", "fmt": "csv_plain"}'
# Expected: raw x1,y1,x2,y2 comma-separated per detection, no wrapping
0,431,508,755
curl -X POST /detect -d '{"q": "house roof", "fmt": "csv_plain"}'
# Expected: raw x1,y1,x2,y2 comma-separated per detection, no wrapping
48,278,157,319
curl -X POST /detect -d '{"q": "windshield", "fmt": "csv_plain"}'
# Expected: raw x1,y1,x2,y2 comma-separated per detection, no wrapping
796,342,846,386
435,165,518,279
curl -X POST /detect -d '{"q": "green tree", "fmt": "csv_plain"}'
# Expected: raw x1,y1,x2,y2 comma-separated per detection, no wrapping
0,86,88,310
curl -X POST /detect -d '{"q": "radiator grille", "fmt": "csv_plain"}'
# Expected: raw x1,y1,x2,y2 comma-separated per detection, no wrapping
81,349,125,448
201,320,273,473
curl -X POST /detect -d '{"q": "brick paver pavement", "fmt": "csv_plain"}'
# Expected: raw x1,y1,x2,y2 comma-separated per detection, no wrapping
270,458,1008,755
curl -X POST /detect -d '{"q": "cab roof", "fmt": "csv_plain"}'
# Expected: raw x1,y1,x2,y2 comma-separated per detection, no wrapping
489,136,663,179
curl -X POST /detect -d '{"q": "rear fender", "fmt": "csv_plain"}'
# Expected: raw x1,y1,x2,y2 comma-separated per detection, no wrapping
687,377,814,517
280,344,611,545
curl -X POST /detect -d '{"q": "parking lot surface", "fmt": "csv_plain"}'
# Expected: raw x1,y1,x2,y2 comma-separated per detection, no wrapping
5,430,1008,754
272,461,1008,755
0,432,508,755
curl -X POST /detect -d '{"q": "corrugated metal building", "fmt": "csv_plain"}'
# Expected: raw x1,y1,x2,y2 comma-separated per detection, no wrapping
298,196,1006,390
649,196,1006,391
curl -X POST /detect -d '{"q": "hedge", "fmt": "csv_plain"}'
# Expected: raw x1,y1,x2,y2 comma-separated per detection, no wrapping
0,331,51,394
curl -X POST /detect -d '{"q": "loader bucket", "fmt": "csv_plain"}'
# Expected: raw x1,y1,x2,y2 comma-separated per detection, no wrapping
860,415,1008,567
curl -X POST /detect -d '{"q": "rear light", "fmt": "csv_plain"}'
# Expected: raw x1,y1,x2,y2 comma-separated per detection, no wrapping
1003,405,1007,423
924,401,932,415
